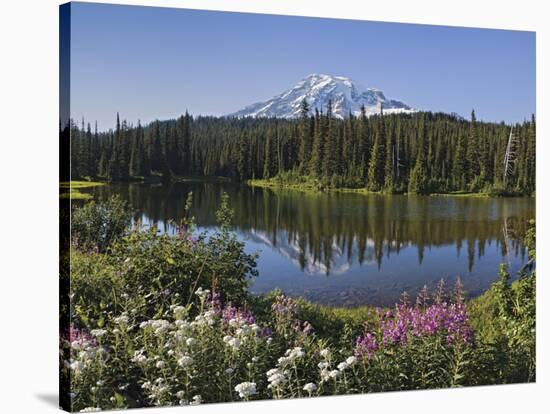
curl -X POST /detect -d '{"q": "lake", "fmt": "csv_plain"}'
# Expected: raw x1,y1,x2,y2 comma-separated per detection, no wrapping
83,181,535,307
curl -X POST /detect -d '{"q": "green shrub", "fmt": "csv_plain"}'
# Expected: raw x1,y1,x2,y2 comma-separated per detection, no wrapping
71,196,132,252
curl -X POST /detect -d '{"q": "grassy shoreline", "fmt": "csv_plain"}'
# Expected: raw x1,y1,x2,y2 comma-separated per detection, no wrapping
247,178,527,198
60,180,106,200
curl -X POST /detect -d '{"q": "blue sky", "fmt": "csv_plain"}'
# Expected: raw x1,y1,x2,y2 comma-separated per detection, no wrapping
69,2,535,130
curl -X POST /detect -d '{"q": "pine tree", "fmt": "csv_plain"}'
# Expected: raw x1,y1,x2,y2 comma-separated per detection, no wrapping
366,114,386,191
151,120,163,172
384,119,395,192
452,128,467,189
465,110,480,187
297,99,311,173
310,109,323,177
408,114,430,194
263,126,277,178
237,131,250,181
322,100,337,177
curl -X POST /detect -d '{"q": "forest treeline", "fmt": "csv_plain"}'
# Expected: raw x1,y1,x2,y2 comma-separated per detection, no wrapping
67,101,536,195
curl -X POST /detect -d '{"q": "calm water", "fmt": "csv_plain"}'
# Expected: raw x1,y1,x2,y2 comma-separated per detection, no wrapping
84,182,535,307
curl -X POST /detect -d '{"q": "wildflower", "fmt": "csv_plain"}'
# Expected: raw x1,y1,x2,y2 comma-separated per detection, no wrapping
267,373,286,388
186,338,197,347
329,370,341,379
178,355,193,367
227,337,241,350
266,368,279,377
151,320,171,335
113,313,129,325
346,356,358,366
155,360,166,369
191,395,202,405
234,382,257,399
175,320,189,328
277,356,291,366
223,335,233,343
303,383,317,394
172,306,187,319
320,348,331,359
267,368,287,388
131,351,147,364
90,329,107,338
195,287,210,300
355,333,379,359
70,361,84,373
337,362,349,371
288,347,305,359
302,321,314,334
199,310,217,326
318,361,329,370
271,294,298,317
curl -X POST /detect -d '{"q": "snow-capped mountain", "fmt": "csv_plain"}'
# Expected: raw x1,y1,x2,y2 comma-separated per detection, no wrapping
228,73,416,119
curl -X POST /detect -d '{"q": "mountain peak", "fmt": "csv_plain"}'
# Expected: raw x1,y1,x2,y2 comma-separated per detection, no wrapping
228,74,415,119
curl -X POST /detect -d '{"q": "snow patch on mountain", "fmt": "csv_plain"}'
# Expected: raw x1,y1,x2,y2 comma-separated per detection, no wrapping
228,73,416,119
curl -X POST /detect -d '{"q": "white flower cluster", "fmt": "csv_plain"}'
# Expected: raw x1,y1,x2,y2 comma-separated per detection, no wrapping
170,305,188,320
67,342,105,376
192,310,217,327
277,347,305,366
303,382,317,394
140,319,171,335
195,287,210,300
266,368,287,389
320,348,331,359
319,354,357,382
177,355,193,367
234,382,257,399
90,329,107,338
113,313,129,326
191,395,202,405
337,355,358,371
223,335,241,351
141,378,169,404
131,350,147,364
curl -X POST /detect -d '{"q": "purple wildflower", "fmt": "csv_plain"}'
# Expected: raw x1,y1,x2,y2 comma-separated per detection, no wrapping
355,333,379,359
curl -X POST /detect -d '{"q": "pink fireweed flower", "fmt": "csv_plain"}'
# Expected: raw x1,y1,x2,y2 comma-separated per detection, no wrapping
356,299,473,357
221,303,256,326
354,332,379,359
64,325,97,349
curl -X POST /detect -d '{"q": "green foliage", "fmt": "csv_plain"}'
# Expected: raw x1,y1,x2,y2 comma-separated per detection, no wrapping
71,195,132,252
491,220,536,382
407,159,430,194
70,110,536,196
70,193,258,328
64,194,536,411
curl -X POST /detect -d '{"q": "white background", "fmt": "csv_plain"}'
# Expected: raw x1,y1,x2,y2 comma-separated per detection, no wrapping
0,0,547,412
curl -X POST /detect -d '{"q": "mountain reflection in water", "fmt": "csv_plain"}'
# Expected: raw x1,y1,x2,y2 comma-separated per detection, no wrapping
85,181,535,307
